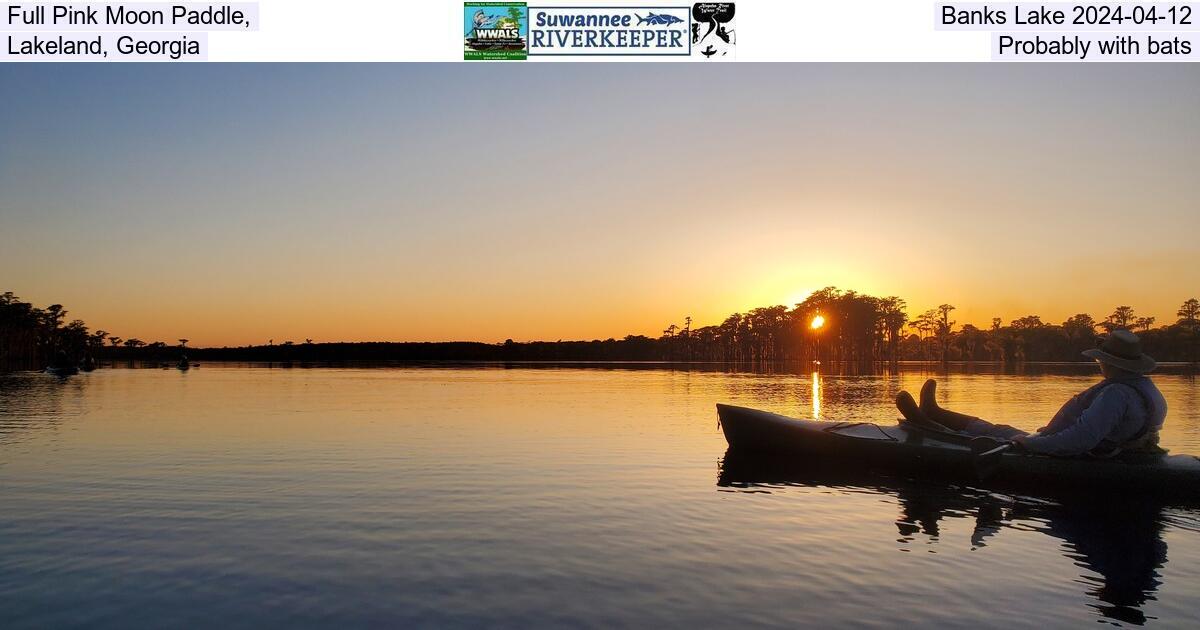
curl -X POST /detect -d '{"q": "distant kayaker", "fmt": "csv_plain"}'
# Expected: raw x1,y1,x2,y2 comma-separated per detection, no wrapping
896,329,1167,456
50,350,72,369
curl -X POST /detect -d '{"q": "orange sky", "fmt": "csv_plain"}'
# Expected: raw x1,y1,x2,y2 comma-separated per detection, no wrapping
2,65,1197,346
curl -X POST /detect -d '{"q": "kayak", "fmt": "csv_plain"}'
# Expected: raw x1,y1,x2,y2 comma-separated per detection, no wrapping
716,403,1200,499
44,365,79,376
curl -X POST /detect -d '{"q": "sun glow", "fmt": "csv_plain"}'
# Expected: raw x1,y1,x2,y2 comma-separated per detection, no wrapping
810,314,825,330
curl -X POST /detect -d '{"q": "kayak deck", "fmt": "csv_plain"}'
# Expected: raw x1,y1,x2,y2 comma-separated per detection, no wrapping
717,403,1200,499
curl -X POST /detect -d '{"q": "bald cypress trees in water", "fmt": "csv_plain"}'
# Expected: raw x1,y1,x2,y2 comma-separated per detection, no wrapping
660,290,1200,367
0,292,103,370
3,289,1200,369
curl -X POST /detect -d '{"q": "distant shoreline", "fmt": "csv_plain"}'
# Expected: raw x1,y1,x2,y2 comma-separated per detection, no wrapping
6,290,1199,371
28,358,1197,376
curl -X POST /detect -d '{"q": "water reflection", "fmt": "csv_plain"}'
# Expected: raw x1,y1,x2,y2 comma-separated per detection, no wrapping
718,451,1173,626
2,365,1197,627
0,372,80,446
811,370,821,419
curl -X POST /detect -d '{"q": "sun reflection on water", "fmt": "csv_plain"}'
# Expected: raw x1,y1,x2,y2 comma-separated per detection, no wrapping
811,369,821,419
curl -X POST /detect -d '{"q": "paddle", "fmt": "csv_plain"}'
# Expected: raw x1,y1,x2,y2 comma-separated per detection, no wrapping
971,437,1015,479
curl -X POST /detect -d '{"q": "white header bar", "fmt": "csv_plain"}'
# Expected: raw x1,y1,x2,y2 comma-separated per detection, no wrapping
2,0,1198,61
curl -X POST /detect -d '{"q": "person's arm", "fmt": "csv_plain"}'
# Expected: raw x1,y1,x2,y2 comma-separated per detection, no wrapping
1038,388,1093,434
1039,399,1075,434
1016,386,1130,456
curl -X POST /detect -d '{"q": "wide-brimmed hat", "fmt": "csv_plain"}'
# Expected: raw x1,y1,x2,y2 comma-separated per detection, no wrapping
1082,329,1156,374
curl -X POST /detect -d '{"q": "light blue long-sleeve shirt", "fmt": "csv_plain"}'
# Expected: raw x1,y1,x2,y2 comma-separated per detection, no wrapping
1020,376,1167,456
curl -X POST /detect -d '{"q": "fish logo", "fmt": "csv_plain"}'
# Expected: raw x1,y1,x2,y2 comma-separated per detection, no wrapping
636,12,684,26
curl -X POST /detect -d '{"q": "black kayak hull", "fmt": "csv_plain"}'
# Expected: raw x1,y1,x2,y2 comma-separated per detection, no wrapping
717,404,1200,499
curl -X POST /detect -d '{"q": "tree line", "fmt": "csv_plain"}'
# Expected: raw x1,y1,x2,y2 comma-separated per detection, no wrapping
650,289,1200,365
3,288,1199,369
0,291,195,370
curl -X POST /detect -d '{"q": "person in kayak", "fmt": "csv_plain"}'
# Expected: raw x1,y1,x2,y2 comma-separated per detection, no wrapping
895,329,1167,456
49,349,72,370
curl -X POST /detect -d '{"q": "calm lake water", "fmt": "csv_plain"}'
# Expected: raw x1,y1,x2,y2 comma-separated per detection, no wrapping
2,365,1199,628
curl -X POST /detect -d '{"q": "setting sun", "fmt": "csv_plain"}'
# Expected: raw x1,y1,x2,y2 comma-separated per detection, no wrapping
811,315,826,330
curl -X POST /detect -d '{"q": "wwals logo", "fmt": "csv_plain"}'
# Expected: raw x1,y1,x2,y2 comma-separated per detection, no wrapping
465,2,528,60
